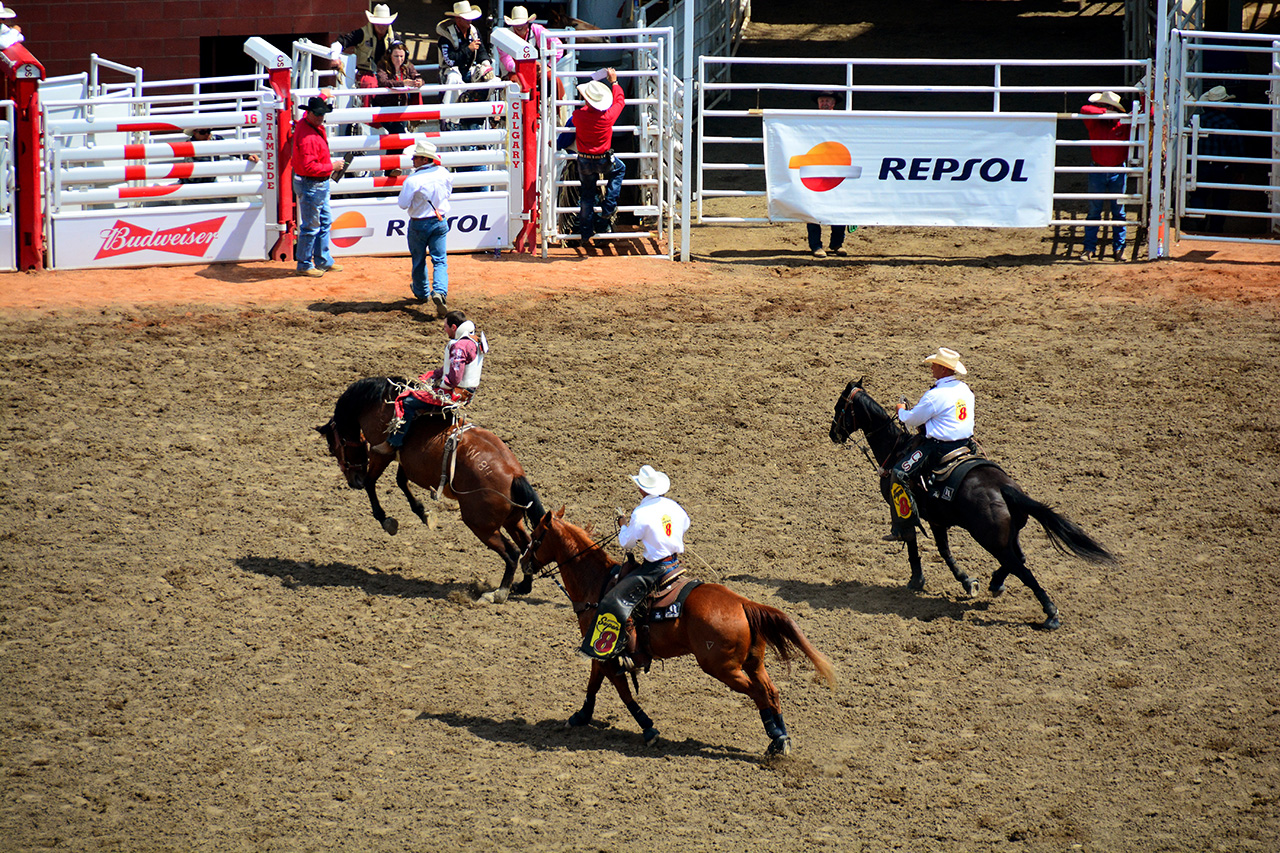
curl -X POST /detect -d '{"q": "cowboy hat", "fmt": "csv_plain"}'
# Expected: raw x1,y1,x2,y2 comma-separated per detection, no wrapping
304,95,334,115
0,3,15,19
1088,91,1124,112
1203,85,1235,102
366,3,398,25
630,464,671,497
923,347,967,375
449,0,482,20
813,90,844,107
504,5,535,26
411,139,439,162
580,79,613,111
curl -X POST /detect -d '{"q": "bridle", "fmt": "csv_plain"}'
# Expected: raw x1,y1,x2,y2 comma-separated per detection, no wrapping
521,522,620,609
328,424,368,479
835,384,907,471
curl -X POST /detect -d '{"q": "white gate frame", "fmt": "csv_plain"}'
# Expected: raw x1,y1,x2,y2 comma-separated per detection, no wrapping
0,100,14,271
538,26,680,258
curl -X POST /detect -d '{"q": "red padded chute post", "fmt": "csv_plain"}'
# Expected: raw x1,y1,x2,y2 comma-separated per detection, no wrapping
1,43,46,270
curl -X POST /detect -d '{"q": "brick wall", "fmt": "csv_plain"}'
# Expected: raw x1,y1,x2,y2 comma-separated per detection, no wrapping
20,0,369,82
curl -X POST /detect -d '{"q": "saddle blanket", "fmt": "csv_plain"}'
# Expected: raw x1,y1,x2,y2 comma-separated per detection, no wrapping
648,576,702,622
928,457,1001,502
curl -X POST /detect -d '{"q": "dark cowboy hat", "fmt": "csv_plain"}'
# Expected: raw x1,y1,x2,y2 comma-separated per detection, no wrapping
813,89,845,107
304,96,334,115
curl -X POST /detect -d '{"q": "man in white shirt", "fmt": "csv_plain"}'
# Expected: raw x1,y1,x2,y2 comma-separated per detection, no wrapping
397,140,453,315
581,465,691,662
885,347,976,541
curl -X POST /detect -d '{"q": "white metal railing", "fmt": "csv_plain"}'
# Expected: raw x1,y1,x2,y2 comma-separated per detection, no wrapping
539,27,677,255
696,55,1152,241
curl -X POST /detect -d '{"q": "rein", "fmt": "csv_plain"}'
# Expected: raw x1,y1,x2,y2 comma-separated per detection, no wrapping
522,525,621,609
836,386,904,472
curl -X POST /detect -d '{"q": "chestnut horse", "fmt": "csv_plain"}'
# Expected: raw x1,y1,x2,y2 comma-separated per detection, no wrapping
317,377,544,603
830,378,1115,629
523,507,835,757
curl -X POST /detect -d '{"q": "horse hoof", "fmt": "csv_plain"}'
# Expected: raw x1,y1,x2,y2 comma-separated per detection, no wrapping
477,591,495,605
380,517,399,536
642,727,660,746
1040,614,1061,631
962,579,978,598
766,736,792,757
907,577,925,592
427,509,439,530
990,583,1005,598
490,588,509,605
512,576,533,596
566,711,592,728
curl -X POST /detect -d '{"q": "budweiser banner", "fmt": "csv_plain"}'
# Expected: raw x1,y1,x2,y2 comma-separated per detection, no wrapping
50,206,267,270
763,112,1057,227
329,195,509,257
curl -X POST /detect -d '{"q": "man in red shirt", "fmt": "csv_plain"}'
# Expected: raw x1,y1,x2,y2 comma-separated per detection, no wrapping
572,68,626,247
286,96,343,277
1079,91,1130,261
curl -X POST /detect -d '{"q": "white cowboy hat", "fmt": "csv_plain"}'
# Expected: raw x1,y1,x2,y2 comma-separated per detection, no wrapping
366,3,398,25
923,347,967,375
1088,91,1124,112
449,0,482,20
504,5,535,25
1203,85,1235,103
630,464,670,496
411,139,439,162
0,3,15,19
580,79,613,111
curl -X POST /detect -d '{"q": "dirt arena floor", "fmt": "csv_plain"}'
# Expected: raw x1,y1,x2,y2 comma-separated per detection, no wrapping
4,2,1280,851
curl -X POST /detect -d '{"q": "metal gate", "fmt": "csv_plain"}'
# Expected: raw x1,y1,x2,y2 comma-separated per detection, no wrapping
1162,29,1280,246
538,26,682,258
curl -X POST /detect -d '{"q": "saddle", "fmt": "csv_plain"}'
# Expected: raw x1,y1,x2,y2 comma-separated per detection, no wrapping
924,444,1001,502
600,557,702,674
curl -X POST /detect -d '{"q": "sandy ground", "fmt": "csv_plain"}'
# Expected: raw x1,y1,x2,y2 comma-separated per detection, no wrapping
3,2,1280,851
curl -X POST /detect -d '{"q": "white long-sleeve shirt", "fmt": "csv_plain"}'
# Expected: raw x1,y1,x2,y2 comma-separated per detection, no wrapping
899,375,975,440
619,494,690,562
396,163,453,220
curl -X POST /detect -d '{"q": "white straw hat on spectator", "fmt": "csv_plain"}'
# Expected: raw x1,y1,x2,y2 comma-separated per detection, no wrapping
630,465,670,496
504,5,535,25
450,1,482,20
366,3,398,24
1088,91,1124,112
0,3,15,19
580,79,613,111
923,347,967,375
412,139,439,162
1203,86,1234,102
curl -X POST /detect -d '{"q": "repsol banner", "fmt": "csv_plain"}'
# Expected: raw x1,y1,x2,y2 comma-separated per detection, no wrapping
763,112,1056,227
49,206,267,270
329,194,509,257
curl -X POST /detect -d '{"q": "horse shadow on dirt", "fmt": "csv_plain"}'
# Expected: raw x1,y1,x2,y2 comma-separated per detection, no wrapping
415,709,761,762
750,575,1029,629
234,555,468,600
307,297,439,320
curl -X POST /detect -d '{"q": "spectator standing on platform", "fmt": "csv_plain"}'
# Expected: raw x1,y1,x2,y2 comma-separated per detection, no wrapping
437,0,494,115
572,68,626,247
496,6,564,82
397,140,453,314
807,90,852,259
1079,90,1130,261
373,40,424,136
282,96,343,278
1193,86,1245,234
0,3,23,50
331,3,399,88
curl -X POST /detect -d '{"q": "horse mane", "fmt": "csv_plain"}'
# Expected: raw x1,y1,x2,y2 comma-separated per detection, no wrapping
851,379,905,439
333,376,404,436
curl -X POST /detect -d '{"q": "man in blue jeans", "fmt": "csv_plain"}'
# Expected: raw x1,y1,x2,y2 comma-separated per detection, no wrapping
397,139,453,316
572,69,626,246
1079,91,1129,261
284,95,343,277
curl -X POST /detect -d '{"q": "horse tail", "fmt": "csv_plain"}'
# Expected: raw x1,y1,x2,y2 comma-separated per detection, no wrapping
1000,484,1116,564
743,602,837,688
511,476,545,530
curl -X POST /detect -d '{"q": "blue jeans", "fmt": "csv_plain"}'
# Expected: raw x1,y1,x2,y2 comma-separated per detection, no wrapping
1084,170,1126,255
807,224,846,252
577,153,626,238
407,216,449,299
294,175,334,271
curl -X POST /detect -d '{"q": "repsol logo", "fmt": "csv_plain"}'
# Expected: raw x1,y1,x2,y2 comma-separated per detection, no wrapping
385,214,494,236
879,157,1031,182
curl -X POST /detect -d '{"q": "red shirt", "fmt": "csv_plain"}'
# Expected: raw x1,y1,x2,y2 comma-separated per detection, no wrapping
571,83,625,154
1080,103,1128,168
289,117,333,178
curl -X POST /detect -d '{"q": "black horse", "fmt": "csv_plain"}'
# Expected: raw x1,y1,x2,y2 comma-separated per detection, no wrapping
829,379,1114,629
